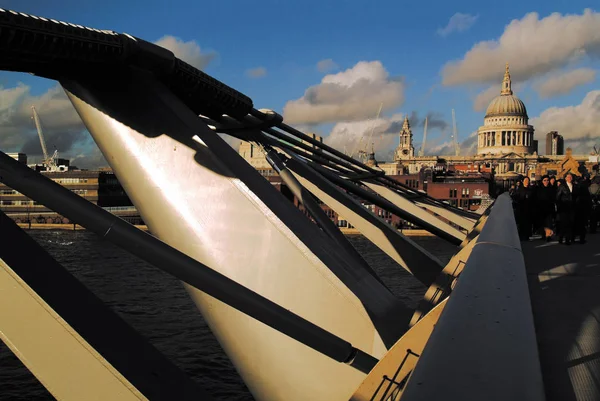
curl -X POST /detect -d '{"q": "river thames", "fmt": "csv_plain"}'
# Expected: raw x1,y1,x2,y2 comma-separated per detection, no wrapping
0,230,456,400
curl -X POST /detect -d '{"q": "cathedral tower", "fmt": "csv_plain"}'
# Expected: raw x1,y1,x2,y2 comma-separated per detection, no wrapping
394,115,414,160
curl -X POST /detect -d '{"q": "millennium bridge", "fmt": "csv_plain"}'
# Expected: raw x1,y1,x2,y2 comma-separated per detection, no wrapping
1,8,599,401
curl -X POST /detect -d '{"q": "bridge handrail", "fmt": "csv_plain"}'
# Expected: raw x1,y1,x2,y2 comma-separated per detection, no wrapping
101,206,137,212
400,193,546,401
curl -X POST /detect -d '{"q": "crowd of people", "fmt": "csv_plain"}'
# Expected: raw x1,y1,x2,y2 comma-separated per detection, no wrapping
510,173,600,244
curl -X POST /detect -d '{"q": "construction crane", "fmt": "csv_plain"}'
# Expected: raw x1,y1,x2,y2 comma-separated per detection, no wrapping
451,109,460,156
351,102,383,160
31,105,59,171
418,116,428,157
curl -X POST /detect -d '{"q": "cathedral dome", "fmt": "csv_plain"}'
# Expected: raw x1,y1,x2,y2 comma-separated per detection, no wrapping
484,63,528,119
477,63,535,156
485,94,527,118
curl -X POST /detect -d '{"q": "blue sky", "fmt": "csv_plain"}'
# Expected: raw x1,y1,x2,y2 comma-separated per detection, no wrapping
1,0,599,166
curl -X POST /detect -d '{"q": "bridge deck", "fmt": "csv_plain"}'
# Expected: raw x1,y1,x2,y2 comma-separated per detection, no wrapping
523,234,600,401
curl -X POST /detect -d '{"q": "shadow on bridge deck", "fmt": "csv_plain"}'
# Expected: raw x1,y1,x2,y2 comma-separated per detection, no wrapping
523,233,600,401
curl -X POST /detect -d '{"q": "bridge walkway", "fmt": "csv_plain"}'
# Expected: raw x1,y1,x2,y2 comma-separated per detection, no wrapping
523,233,600,401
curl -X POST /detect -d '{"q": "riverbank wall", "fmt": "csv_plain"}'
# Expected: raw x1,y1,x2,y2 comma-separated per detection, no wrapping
17,223,434,236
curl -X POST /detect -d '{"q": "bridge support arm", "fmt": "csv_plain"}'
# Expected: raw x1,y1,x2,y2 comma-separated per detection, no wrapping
284,157,444,287
0,150,378,374
362,182,466,243
0,212,213,400
413,200,475,232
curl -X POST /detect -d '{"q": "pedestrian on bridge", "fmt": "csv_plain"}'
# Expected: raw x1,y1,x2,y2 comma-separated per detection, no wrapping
556,173,576,245
535,175,555,241
590,178,600,234
514,176,535,241
574,176,592,244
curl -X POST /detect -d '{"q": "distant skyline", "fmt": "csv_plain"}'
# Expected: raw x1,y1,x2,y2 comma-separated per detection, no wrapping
0,0,599,168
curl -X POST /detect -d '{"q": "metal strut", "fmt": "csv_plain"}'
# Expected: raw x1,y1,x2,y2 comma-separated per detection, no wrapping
0,150,378,374
263,147,384,284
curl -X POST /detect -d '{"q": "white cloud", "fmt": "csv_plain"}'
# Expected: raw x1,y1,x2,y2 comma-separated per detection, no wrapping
154,35,216,70
316,59,339,73
69,146,108,169
283,61,405,125
324,114,405,157
0,84,28,119
246,67,267,78
0,83,105,167
473,85,502,112
324,112,453,161
442,9,600,86
530,91,600,149
426,131,478,156
437,13,478,37
534,68,596,99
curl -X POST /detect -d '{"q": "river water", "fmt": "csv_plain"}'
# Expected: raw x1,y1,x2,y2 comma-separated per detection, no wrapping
0,230,456,400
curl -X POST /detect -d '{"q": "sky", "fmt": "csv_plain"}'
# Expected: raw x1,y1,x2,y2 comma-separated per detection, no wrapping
1,0,599,168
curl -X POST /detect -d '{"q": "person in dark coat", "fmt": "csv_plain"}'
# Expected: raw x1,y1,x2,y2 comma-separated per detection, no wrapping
591,179,600,234
514,177,535,240
575,177,592,244
549,175,558,232
535,175,555,241
556,173,576,245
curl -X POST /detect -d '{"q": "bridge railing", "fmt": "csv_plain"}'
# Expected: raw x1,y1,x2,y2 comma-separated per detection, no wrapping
400,193,546,401
101,206,138,212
